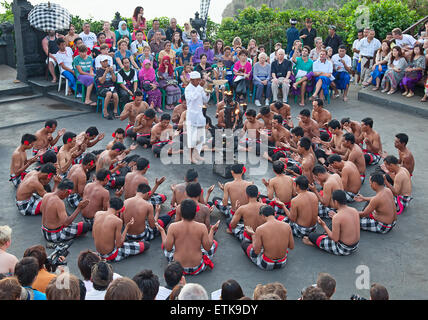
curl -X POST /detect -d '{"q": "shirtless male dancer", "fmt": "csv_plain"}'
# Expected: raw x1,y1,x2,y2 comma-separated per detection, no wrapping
133,109,158,148
151,114,175,158
381,133,415,177
57,132,82,177
120,90,149,139
241,205,294,270
106,128,125,150
310,165,344,218
32,119,66,157
312,99,332,138
80,169,110,229
298,109,320,139
238,109,263,155
73,127,105,164
314,119,346,157
275,175,318,237
303,190,360,256
170,169,208,208
66,153,97,208
264,115,291,162
342,133,366,183
93,197,149,262
270,101,292,128
123,183,171,242
383,155,413,215
327,154,362,202
355,174,397,234
172,95,187,125
228,185,266,243
10,134,40,187
15,163,57,216
341,117,363,145
213,164,253,220
261,161,295,214
40,179,91,243
156,199,220,276
289,137,316,183
256,107,274,134
360,117,382,166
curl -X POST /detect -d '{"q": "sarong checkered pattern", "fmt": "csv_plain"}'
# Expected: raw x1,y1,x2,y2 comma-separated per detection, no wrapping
363,149,381,165
72,154,85,165
213,198,234,220
394,195,412,215
345,191,357,203
361,175,366,184
318,203,336,218
310,234,358,256
10,172,28,188
149,193,167,206
41,222,87,243
83,217,95,229
242,241,287,270
162,240,218,276
289,221,316,238
16,194,42,216
260,196,290,215
228,222,252,242
360,214,396,234
66,193,82,209
100,241,147,262
126,220,169,242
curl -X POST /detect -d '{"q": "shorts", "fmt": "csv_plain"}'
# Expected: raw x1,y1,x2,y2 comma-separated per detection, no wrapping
98,87,118,97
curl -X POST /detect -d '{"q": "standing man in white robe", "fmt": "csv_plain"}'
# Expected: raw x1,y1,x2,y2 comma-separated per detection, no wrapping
185,71,210,164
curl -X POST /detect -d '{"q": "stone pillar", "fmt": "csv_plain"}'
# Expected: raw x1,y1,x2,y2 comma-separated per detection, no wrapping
0,22,15,68
13,0,45,82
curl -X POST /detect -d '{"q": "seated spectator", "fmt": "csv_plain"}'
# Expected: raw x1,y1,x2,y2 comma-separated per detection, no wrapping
213,60,227,102
310,49,334,102
214,39,225,63
77,250,121,293
233,49,252,102
289,39,302,60
136,45,154,69
171,31,183,57
401,44,425,98
147,19,166,42
92,32,115,58
193,40,214,65
302,286,327,300
79,22,97,50
381,46,408,95
253,52,272,107
114,39,139,71
117,57,139,104
72,37,91,58
352,30,364,84
180,63,192,88
102,21,116,48
115,21,132,47
132,269,160,300
270,42,282,63
169,284,184,300
85,261,113,300
105,277,142,300
256,45,268,63
220,279,244,300
222,46,235,87
365,40,391,91
72,44,96,106
188,30,203,55
94,44,114,70
195,54,213,80
326,46,334,61
96,58,120,119
64,24,78,48
156,261,185,300
131,6,147,41
0,277,22,300
178,44,193,67
392,28,417,50
316,273,336,299
42,30,60,83
182,22,194,43
139,60,162,112
370,283,389,300
131,30,149,57
271,49,292,103
0,226,18,277
46,273,80,300
166,18,183,42
150,31,166,56
14,257,46,300
22,245,56,293
253,282,287,300
159,41,177,68
292,45,314,106
309,37,323,61
247,39,258,63
331,44,352,101
158,56,181,109
232,36,242,56
178,283,208,300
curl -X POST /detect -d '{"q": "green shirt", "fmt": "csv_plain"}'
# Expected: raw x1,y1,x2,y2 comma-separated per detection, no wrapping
73,55,93,77
294,57,313,75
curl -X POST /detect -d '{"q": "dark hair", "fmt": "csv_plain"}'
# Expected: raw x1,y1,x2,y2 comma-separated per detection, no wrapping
332,190,347,205
299,137,311,151
246,185,258,198
338,44,347,51
245,109,256,117
111,142,126,151
370,283,389,300
74,37,82,43
132,269,160,300
274,101,284,109
239,49,248,56
260,205,274,217
85,127,99,137
21,134,37,145
370,173,385,186
82,152,96,166
384,155,399,165
186,182,202,198
221,279,244,300
185,169,198,182
40,163,57,175
134,90,143,97
328,154,342,164
133,6,144,20
231,163,244,174
328,119,340,130
302,286,327,300
77,250,101,281
62,132,76,145
110,197,124,211
314,98,324,107
291,126,304,138
14,257,39,287
317,273,336,299
91,261,113,291
137,183,151,194
57,178,74,191
180,199,197,221
295,175,309,190
313,164,327,175
113,128,125,136
273,114,283,124
340,117,351,125
39,149,57,164
164,262,184,289
105,277,142,300
161,113,171,121
135,30,144,36
190,30,198,35
45,119,58,129
273,160,285,174
182,44,189,49
96,169,111,181
361,117,373,128
56,38,65,46
343,133,355,144
199,53,207,60
97,32,106,39
136,157,150,170
23,245,47,270
395,133,408,145
260,106,270,115
300,109,311,117
145,108,156,119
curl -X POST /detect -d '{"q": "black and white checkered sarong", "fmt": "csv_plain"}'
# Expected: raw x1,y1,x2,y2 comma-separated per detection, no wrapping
309,233,358,256
345,191,357,203
318,203,336,218
149,193,167,206
360,214,396,234
66,193,82,209
279,216,317,238
41,222,88,243
16,194,42,216
242,241,288,270
100,241,148,262
395,195,413,215
213,197,234,220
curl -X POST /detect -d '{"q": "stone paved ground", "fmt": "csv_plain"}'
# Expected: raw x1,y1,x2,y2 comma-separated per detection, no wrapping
1,85,427,300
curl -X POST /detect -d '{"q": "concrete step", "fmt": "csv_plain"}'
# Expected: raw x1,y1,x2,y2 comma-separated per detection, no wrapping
0,92,43,105
46,90,97,113
358,87,428,119
28,77,59,94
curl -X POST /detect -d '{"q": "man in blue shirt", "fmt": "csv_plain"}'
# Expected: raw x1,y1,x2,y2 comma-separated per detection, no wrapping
193,40,214,64
15,257,47,300
188,30,203,55
286,18,300,55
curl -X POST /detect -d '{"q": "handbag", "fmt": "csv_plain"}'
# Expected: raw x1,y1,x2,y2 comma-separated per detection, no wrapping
142,81,152,92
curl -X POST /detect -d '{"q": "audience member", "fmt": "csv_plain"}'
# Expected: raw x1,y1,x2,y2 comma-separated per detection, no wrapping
105,277,142,300
85,261,113,300
132,269,160,300
156,261,185,300
178,283,208,300
22,245,56,293
316,273,336,299
0,277,22,300
220,279,244,300
0,226,18,277
79,23,97,50
147,19,166,42
300,18,317,49
324,25,342,55
14,257,46,300
166,18,182,42
45,273,80,300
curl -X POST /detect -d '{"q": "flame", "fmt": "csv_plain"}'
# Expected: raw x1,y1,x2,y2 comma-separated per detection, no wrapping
235,108,240,115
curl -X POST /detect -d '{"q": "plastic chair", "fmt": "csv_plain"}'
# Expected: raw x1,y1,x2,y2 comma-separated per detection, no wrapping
74,80,87,102
58,73,70,96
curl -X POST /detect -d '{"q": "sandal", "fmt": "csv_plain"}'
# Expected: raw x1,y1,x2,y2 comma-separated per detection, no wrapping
421,97,428,102
113,113,120,119
372,87,379,91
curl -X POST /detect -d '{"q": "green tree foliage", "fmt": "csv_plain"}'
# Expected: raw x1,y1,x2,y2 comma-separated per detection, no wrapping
0,0,13,24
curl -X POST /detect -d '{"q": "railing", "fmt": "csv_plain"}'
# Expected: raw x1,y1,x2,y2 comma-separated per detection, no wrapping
403,15,428,36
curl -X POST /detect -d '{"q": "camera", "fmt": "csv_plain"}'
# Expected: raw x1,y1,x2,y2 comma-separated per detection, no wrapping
45,240,73,273
350,294,367,300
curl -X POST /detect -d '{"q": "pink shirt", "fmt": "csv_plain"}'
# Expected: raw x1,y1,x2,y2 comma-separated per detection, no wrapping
233,61,252,79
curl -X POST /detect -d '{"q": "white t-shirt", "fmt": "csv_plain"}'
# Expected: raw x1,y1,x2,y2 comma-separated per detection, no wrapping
155,286,172,300
95,54,113,69
79,32,97,50
270,52,277,63
55,47,74,71
85,289,106,300
131,40,149,55
352,39,361,60
331,54,352,72
395,34,417,49
117,69,138,84
313,58,335,81
358,37,381,58
83,273,121,293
